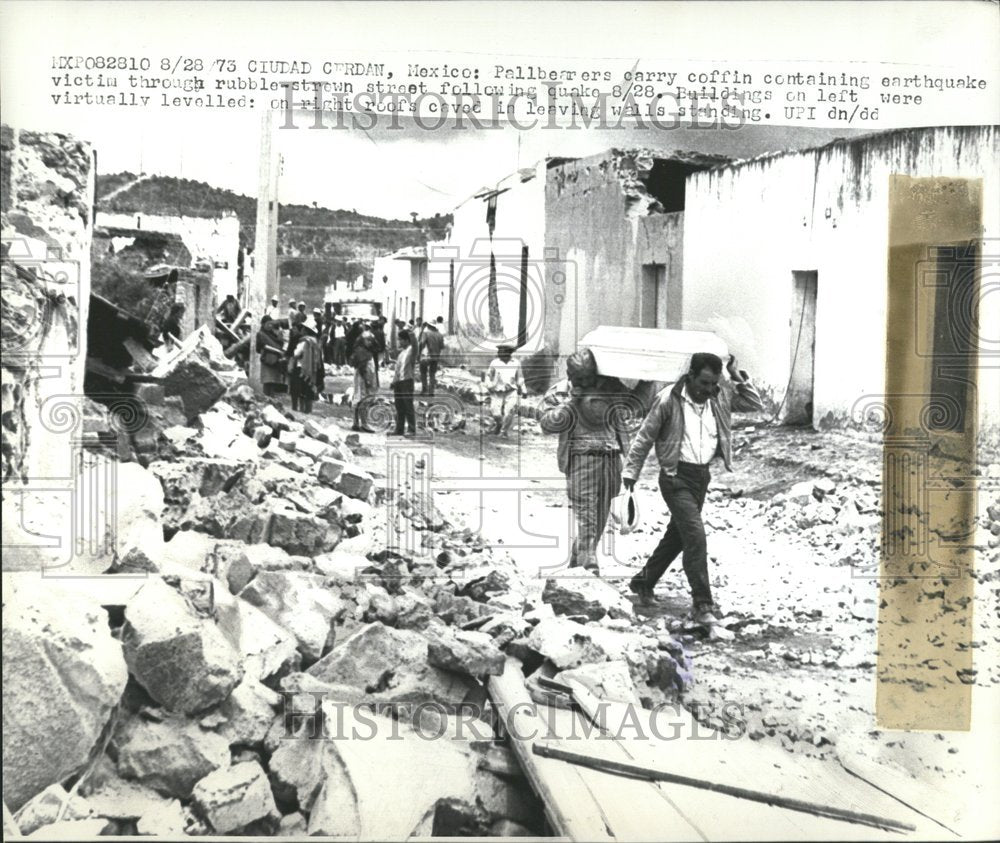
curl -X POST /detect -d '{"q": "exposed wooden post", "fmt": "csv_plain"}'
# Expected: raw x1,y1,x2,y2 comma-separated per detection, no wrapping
249,109,280,392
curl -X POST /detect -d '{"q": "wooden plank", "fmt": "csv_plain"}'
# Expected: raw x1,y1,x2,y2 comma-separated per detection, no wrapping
535,742,914,833
562,681,936,840
486,658,614,841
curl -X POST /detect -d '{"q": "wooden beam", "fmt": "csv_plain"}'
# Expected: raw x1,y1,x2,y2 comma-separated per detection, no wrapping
486,657,613,841
533,742,916,834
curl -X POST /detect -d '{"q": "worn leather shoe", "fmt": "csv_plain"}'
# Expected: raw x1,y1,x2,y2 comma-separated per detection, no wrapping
628,576,655,603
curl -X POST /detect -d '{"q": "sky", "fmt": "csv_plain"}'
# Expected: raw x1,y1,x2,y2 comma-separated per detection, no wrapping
80,111,866,219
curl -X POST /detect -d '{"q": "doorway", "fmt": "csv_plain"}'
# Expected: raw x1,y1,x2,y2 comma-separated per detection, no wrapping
785,270,818,425
640,262,681,329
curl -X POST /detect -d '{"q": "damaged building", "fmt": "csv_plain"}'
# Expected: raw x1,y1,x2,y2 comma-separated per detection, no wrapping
436,149,725,378
438,129,999,431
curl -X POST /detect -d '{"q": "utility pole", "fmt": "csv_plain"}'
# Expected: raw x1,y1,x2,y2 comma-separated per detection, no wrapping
249,109,280,392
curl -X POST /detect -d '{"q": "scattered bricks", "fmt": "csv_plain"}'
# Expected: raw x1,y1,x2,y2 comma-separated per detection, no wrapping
238,572,345,663
427,628,505,678
113,714,230,799
541,571,634,622
345,432,361,447
191,761,277,834
813,477,837,499
784,480,817,505
121,578,243,714
277,437,298,452
317,459,343,486
380,557,409,595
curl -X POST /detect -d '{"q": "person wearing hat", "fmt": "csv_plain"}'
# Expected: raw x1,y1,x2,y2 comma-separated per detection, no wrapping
287,298,298,326
485,344,526,437
539,347,631,574
267,296,282,322
288,321,322,413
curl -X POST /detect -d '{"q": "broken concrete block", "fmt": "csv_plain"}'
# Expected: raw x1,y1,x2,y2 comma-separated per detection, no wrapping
25,818,114,838
2,575,128,811
192,761,277,834
277,811,308,836
261,404,290,432
306,623,476,709
427,628,505,677
542,571,634,622
267,734,325,815
303,418,329,442
265,508,339,556
214,589,301,683
333,461,374,500
121,578,243,714
433,591,494,625
13,785,93,835
554,660,643,706
307,705,480,838
238,572,344,663
294,436,332,461
113,714,230,799
526,616,646,671
317,458,343,486
80,767,183,827
158,355,227,422
313,549,374,582
134,798,187,836
212,678,281,748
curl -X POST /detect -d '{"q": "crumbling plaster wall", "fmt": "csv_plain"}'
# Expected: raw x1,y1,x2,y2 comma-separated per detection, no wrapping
1,125,95,483
682,125,1000,430
1,125,95,570
544,151,684,371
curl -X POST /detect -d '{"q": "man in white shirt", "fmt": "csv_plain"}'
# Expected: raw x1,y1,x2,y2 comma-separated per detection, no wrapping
621,352,763,623
485,345,526,437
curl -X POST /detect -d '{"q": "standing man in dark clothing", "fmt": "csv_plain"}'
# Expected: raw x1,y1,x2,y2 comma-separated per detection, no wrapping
391,329,417,435
371,318,387,388
345,318,362,360
217,294,240,325
418,320,445,396
623,352,763,623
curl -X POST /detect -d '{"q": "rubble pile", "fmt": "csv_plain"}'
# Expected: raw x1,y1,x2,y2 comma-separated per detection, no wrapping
2,352,691,837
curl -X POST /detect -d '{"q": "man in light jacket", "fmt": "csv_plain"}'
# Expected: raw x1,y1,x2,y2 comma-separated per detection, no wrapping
622,352,763,623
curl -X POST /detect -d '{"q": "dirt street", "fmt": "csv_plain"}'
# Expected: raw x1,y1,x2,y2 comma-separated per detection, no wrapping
312,380,1000,839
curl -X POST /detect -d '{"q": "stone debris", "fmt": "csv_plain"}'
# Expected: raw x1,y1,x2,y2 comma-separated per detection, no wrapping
13,785,94,835
121,578,243,714
542,570,635,621
191,761,278,834
2,575,128,811
238,572,344,663
113,713,231,798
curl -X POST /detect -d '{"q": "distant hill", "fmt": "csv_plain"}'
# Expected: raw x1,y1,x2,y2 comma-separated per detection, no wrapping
95,172,452,294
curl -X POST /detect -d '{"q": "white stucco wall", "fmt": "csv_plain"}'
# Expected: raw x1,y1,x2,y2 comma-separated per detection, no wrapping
445,161,548,353
682,126,999,428
97,211,241,300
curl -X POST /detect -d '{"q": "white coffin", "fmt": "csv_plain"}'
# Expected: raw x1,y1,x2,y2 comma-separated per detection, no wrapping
578,326,729,382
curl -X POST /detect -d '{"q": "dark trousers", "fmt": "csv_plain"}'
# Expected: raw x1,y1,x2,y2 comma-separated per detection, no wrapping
420,359,439,396
566,451,621,569
635,462,712,605
332,338,347,366
392,379,416,434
